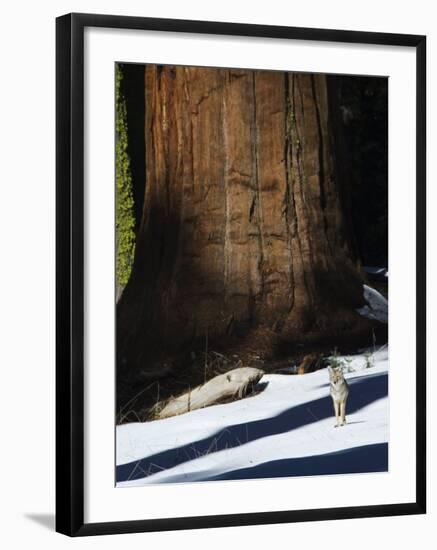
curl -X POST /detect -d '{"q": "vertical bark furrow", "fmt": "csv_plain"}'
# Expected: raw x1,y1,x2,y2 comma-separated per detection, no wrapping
251,72,266,315
310,74,336,265
310,75,327,211
283,73,295,318
222,70,259,326
222,73,231,303
291,74,318,312
253,71,293,326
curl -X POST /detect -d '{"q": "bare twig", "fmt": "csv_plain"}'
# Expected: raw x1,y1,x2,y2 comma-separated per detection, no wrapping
118,381,156,416
119,409,142,424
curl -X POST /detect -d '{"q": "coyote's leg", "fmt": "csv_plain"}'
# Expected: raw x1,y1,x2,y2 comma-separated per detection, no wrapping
340,399,347,426
333,400,340,427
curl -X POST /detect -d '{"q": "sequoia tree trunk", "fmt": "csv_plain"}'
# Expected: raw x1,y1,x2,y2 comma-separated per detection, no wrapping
117,66,373,377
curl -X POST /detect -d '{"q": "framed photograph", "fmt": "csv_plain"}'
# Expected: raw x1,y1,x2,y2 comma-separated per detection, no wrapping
56,13,426,536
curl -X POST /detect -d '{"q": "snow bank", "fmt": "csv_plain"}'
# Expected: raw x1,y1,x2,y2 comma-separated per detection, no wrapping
357,284,388,323
116,348,389,486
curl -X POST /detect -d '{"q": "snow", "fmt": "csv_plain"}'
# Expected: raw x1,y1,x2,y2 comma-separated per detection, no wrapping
357,284,388,323
363,266,388,279
116,347,389,486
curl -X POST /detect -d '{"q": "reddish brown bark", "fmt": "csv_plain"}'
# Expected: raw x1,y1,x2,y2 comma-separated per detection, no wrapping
117,66,373,376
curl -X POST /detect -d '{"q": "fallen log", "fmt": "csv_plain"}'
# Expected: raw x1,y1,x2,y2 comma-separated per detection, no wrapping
154,367,264,420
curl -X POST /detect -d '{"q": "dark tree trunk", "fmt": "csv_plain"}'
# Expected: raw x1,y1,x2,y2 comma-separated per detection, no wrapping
117,66,374,377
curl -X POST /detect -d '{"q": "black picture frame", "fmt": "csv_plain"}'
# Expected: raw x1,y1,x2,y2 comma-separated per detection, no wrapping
56,12,426,537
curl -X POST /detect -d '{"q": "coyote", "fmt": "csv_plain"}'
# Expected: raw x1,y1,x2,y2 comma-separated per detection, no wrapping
328,366,349,427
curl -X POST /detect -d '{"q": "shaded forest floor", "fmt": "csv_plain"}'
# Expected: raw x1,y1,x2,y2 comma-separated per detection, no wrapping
117,281,388,425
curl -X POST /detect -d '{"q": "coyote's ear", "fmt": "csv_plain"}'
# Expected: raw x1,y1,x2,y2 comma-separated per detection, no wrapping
328,366,333,374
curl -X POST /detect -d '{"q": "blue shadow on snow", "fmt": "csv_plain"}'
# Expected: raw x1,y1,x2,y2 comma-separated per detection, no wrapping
116,371,388,483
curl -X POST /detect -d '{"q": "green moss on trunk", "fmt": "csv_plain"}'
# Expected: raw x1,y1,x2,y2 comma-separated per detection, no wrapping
115,64,136,299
